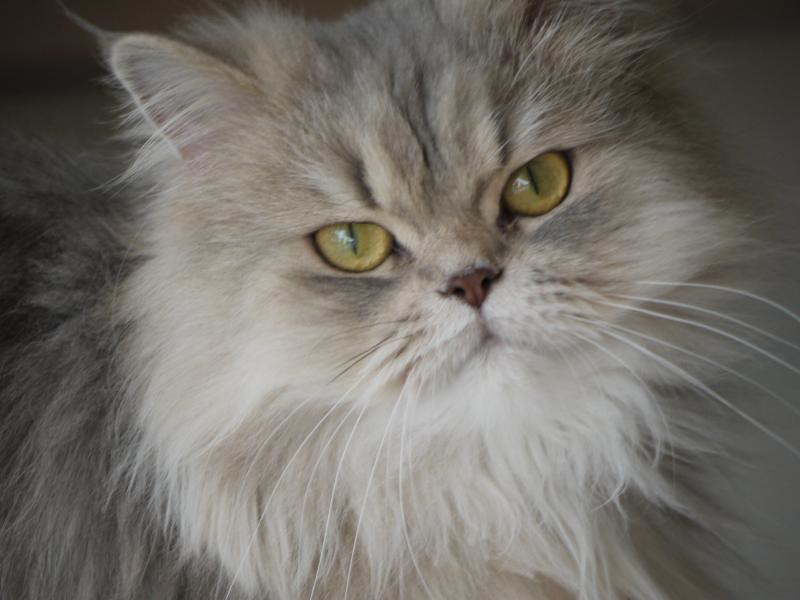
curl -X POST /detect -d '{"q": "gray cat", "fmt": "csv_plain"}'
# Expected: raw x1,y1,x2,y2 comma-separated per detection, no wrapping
1,1,794,598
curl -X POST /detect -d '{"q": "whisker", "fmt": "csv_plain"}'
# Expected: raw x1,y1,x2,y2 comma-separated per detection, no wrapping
559,337,637,511
307,358,402,598
596,300,800,377
577,319,800,460
348,318,411,333
635,281,800,325
220,395,315,577
297,397,370,553
316,319,410,342
330,335,415,383
222,374,371,600
335,334,398,369
307,320,409,358
402,381,427,542
575,316,800,421
344,375,408,599
613,294,800,353
398,377,437,600
308,393,374,600
569,331,675,466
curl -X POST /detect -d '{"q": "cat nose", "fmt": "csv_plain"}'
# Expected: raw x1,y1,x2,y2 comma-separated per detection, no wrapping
444,267,501,309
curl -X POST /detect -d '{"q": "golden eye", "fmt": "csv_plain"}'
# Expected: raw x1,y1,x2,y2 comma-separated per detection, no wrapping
314,223,393,273
502,152,571,217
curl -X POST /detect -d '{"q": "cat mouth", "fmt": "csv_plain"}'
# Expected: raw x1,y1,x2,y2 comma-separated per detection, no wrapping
442,319,499,365
400,316,501,382
477,321,498,346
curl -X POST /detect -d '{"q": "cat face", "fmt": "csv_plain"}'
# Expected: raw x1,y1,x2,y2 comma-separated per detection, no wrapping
108,3,756,595
114,0,743,444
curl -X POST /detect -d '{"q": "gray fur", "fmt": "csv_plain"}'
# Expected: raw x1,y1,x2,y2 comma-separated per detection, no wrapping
0,134,245,599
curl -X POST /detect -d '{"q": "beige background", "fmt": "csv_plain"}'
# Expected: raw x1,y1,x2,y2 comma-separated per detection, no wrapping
2,1,799,598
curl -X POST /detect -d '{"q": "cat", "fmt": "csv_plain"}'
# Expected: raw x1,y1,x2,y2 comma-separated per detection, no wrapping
1,0,795,598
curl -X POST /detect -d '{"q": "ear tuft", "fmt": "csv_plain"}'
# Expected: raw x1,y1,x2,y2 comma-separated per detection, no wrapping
109,34,257,160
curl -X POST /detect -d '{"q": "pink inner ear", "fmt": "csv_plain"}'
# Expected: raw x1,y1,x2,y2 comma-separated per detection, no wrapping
112,36,255,162
150,97,227,162
134,80,238,162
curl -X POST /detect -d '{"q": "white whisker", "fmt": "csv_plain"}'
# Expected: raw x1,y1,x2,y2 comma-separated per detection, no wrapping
223,369,374,600
636,281,800,325
402,380,424,519
579,316,800,421
597,300,800,377
344,375,408,599
220,394,315,588
299,337,406,544
569,331,675,466
564,338,634,511
331,335,415,383
398,377,437,600
614,294,800,353
581,321,800,460
308,393,373,600
297,398,366,552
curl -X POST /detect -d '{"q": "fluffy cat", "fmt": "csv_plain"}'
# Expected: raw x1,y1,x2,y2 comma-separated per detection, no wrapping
1,0,794,598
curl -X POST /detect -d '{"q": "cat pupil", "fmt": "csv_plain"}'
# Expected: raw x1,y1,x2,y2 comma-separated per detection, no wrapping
525,165,539,194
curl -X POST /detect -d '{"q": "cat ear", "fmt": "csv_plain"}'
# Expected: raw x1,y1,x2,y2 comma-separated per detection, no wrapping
108,34,258,160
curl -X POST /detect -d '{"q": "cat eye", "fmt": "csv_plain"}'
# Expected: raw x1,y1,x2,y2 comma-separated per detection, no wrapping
314,223,393,273
502,152,571,217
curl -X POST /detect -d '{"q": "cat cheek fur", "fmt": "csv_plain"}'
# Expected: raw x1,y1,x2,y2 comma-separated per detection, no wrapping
0,0,768,599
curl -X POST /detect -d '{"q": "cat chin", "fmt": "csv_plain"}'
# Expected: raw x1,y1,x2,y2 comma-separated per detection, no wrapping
160,340,684,599
395,308,574,392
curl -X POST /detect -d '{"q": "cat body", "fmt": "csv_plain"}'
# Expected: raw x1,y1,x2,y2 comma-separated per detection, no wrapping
0,1,767,598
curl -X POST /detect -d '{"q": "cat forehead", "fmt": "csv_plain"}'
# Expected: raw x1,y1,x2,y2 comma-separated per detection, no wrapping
275,57,581,223
293,13,642,155
246,43,507,220
193,0,659,219
345,63,506,217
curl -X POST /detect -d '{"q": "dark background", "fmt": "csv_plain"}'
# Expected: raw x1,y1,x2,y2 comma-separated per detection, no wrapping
2,1,800,87
2,1,799,598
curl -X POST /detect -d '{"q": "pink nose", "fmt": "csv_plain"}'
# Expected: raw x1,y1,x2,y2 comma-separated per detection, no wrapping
444,267,501,309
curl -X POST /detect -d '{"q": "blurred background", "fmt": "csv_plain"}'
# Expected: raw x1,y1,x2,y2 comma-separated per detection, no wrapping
2,0,799,598
2,0,800,141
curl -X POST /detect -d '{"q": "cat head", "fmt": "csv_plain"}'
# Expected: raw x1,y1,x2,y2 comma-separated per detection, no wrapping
108,0,753,501
112,0,743,412
106,2,759,595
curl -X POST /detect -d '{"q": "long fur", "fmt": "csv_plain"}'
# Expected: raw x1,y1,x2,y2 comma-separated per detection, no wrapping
0,1,786,598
